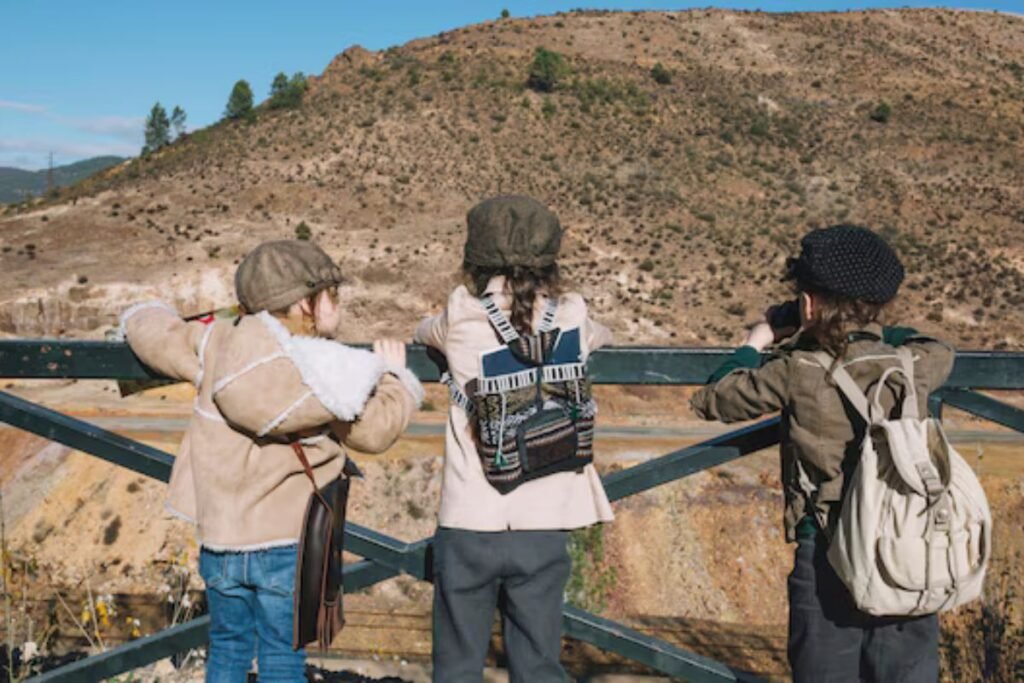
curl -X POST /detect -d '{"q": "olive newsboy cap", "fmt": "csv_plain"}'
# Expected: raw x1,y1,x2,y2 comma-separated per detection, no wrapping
464,195,563,268
786,224,905,304
235,240,344,313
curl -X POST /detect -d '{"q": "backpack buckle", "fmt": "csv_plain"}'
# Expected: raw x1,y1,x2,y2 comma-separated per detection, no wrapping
915,462,944,498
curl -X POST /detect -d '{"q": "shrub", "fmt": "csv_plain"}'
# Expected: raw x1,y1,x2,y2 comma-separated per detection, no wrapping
870,101,892,124
541,97,557,118
566,526,617,613
500,8,510,19
650,62,672,85
528,47,569,92
295,221,312,241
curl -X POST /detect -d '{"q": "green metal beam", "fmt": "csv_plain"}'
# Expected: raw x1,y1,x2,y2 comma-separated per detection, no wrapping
936,389,1024,434
563,606,764,682
27,617,210,683
602,418,779,502
0,391,174,482
4,340,1024,389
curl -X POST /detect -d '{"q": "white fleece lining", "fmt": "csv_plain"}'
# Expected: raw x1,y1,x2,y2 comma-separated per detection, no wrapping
200,538,299,552
257,312,387,422
212,351,286,394
258,390,314,437
194,324,215,388
117,300,177,341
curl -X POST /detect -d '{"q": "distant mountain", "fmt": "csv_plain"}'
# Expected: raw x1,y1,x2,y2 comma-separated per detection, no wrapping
0,156,126,203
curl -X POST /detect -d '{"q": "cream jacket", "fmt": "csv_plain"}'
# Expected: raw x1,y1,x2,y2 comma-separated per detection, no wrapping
415,278,615,531
121,302,423,551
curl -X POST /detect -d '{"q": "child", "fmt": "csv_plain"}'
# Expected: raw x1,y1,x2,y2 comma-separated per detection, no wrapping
690,225,954,683
415,196,614,682
120,240,423,683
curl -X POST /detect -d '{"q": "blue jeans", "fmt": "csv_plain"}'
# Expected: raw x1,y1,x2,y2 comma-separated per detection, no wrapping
199,545,306,683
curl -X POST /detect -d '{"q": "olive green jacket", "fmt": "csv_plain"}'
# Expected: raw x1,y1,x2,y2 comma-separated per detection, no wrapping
690,324,955,542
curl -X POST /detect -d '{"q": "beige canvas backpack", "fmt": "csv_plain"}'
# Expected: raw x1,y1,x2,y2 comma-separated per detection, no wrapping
804,347,992,616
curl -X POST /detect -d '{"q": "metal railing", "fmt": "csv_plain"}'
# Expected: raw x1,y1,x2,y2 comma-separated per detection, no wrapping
2,341,1022,682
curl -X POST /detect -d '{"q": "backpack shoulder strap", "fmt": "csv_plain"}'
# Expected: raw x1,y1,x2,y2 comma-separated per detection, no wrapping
538,296,559,333
811,351,871,423
481,294,520,344
896,346,919,419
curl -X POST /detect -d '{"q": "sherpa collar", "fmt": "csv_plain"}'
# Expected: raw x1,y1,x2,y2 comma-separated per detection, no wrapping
257,311,386,422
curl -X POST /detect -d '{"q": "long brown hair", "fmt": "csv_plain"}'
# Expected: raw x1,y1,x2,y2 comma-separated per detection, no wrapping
463,262,562,335
801,291,887,358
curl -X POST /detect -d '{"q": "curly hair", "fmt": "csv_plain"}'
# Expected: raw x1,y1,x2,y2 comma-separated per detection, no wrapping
800,291,888,358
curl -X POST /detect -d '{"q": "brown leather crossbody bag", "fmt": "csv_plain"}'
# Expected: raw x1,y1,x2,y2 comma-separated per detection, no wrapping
290,442,351,650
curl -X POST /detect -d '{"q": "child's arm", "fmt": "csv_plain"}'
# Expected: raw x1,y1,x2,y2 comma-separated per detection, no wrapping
212,329,422,441
690,323,791,423
331,373,419,453
884,327,956,394
332,338,422,453
120,302,208,384
584,316,613,352
414,309,448,350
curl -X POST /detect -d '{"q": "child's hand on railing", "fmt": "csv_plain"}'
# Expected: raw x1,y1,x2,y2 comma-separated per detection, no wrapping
743,321,776,352
373,339,407,369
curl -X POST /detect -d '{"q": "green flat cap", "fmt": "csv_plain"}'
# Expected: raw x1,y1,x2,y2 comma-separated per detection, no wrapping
464,195,562,268
235,240,343,313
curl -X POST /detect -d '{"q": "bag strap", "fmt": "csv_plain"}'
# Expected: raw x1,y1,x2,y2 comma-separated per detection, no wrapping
538,297,559,333
481,294,559,342
291,442,332,509
811,352,871,423
441,371,475,414
481,294,520,343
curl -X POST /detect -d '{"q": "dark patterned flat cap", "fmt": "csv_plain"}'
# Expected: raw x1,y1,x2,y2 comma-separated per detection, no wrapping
785,225,905,303
464,195,562,268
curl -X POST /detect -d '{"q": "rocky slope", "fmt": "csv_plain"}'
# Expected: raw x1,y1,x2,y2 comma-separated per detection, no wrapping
2,8,1023,348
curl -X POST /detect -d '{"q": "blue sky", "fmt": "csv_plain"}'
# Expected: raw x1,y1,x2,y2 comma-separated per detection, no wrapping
1,1,1021,169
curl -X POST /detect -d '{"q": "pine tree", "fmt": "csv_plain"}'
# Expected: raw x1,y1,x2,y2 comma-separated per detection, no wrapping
143,102,170,153
269,72,290,108
170,106,187,139
224,80,254,121
269,72,308,109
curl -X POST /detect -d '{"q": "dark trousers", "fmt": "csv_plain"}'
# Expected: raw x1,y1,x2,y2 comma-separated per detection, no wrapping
788,530,939,683
431,527,571,683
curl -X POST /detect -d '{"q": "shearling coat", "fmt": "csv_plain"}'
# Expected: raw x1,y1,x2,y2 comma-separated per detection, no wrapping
120,302,423,551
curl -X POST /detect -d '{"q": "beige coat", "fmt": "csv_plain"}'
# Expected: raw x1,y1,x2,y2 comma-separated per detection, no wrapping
415,278,615,532
121,302,423,551
690,324,954,541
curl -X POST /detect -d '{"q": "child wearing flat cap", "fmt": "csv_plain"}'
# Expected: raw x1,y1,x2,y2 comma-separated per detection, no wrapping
415,196,614,682
120,240,423,682
691,225,954,682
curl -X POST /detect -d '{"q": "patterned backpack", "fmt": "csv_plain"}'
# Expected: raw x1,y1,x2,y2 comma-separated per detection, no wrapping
443,294,597,494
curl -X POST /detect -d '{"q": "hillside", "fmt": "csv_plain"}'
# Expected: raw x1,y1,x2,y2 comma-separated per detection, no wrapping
0,156,126,204
1,8,1022,349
